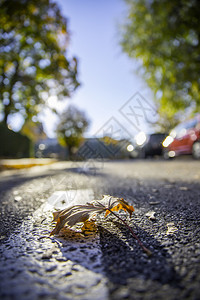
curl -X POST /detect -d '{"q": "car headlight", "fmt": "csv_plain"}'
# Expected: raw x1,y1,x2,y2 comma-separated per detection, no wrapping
162,136,174,147
135,132,147,146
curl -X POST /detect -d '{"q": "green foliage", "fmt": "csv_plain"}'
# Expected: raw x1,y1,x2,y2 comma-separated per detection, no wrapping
0,122,33,158
21,119,47,142
56,105,90,159
0,0,79,125
121,0,200,130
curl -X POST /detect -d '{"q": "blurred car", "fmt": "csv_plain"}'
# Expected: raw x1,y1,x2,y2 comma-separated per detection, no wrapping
127,132,167,158
162,114,200,159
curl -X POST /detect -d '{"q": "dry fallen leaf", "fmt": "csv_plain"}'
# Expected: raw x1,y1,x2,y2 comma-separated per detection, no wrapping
50,195,151,256
166,222,178,235
179,186,188,191
50,195,134,235
146,211,156,221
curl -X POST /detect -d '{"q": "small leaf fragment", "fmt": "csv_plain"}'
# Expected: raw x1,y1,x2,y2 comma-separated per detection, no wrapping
179,186,188,191
146,211,156,221
166,222,178,235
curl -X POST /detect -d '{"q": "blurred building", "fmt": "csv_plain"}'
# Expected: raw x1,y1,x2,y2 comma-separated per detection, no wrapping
35,138,66,159
35,137,130,160
77,138,130,160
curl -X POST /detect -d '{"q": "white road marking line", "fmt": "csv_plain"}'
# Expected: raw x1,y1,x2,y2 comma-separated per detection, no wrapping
0,191,108,300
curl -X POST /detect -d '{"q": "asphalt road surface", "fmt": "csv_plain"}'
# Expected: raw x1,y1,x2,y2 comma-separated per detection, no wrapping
0,159,200,300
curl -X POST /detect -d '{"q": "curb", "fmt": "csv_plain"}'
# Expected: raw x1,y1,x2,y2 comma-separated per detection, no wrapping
0,158,57,170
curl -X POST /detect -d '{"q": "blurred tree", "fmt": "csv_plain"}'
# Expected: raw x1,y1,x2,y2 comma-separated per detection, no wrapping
21,119,47,142
0,0,79,126
56,105,90,160
121,0,200,130
153,112,179,133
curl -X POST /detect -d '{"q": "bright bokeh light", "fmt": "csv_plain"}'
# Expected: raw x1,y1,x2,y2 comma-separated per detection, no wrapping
162,136,174,147
170,129,176,138
127,144,134,152
135,132,147,146
7,113,25,132
168,151,175,158
39,143,46,150
48,95,58,108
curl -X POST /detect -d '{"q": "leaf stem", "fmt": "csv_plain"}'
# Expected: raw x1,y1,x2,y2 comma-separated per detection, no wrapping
106,208,152,257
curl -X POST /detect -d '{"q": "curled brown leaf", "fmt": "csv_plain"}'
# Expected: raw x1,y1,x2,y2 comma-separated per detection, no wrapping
50,195,134,235
49,195,152,256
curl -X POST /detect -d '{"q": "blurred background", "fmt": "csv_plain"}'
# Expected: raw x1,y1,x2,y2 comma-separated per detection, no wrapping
0,0,200,161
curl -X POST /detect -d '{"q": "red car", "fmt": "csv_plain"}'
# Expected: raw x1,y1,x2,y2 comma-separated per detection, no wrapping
162,114,200,159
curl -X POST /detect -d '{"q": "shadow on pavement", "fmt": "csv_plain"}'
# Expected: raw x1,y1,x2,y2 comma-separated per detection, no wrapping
99,222,180,285
51,218,180,287
52,228,104,273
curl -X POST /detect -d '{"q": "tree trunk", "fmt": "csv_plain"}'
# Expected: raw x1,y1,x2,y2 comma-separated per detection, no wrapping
3,105,9,126
2,61,19,127
67,146,74,161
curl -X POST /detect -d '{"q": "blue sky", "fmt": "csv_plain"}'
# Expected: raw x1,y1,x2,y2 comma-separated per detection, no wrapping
40,0,156,140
